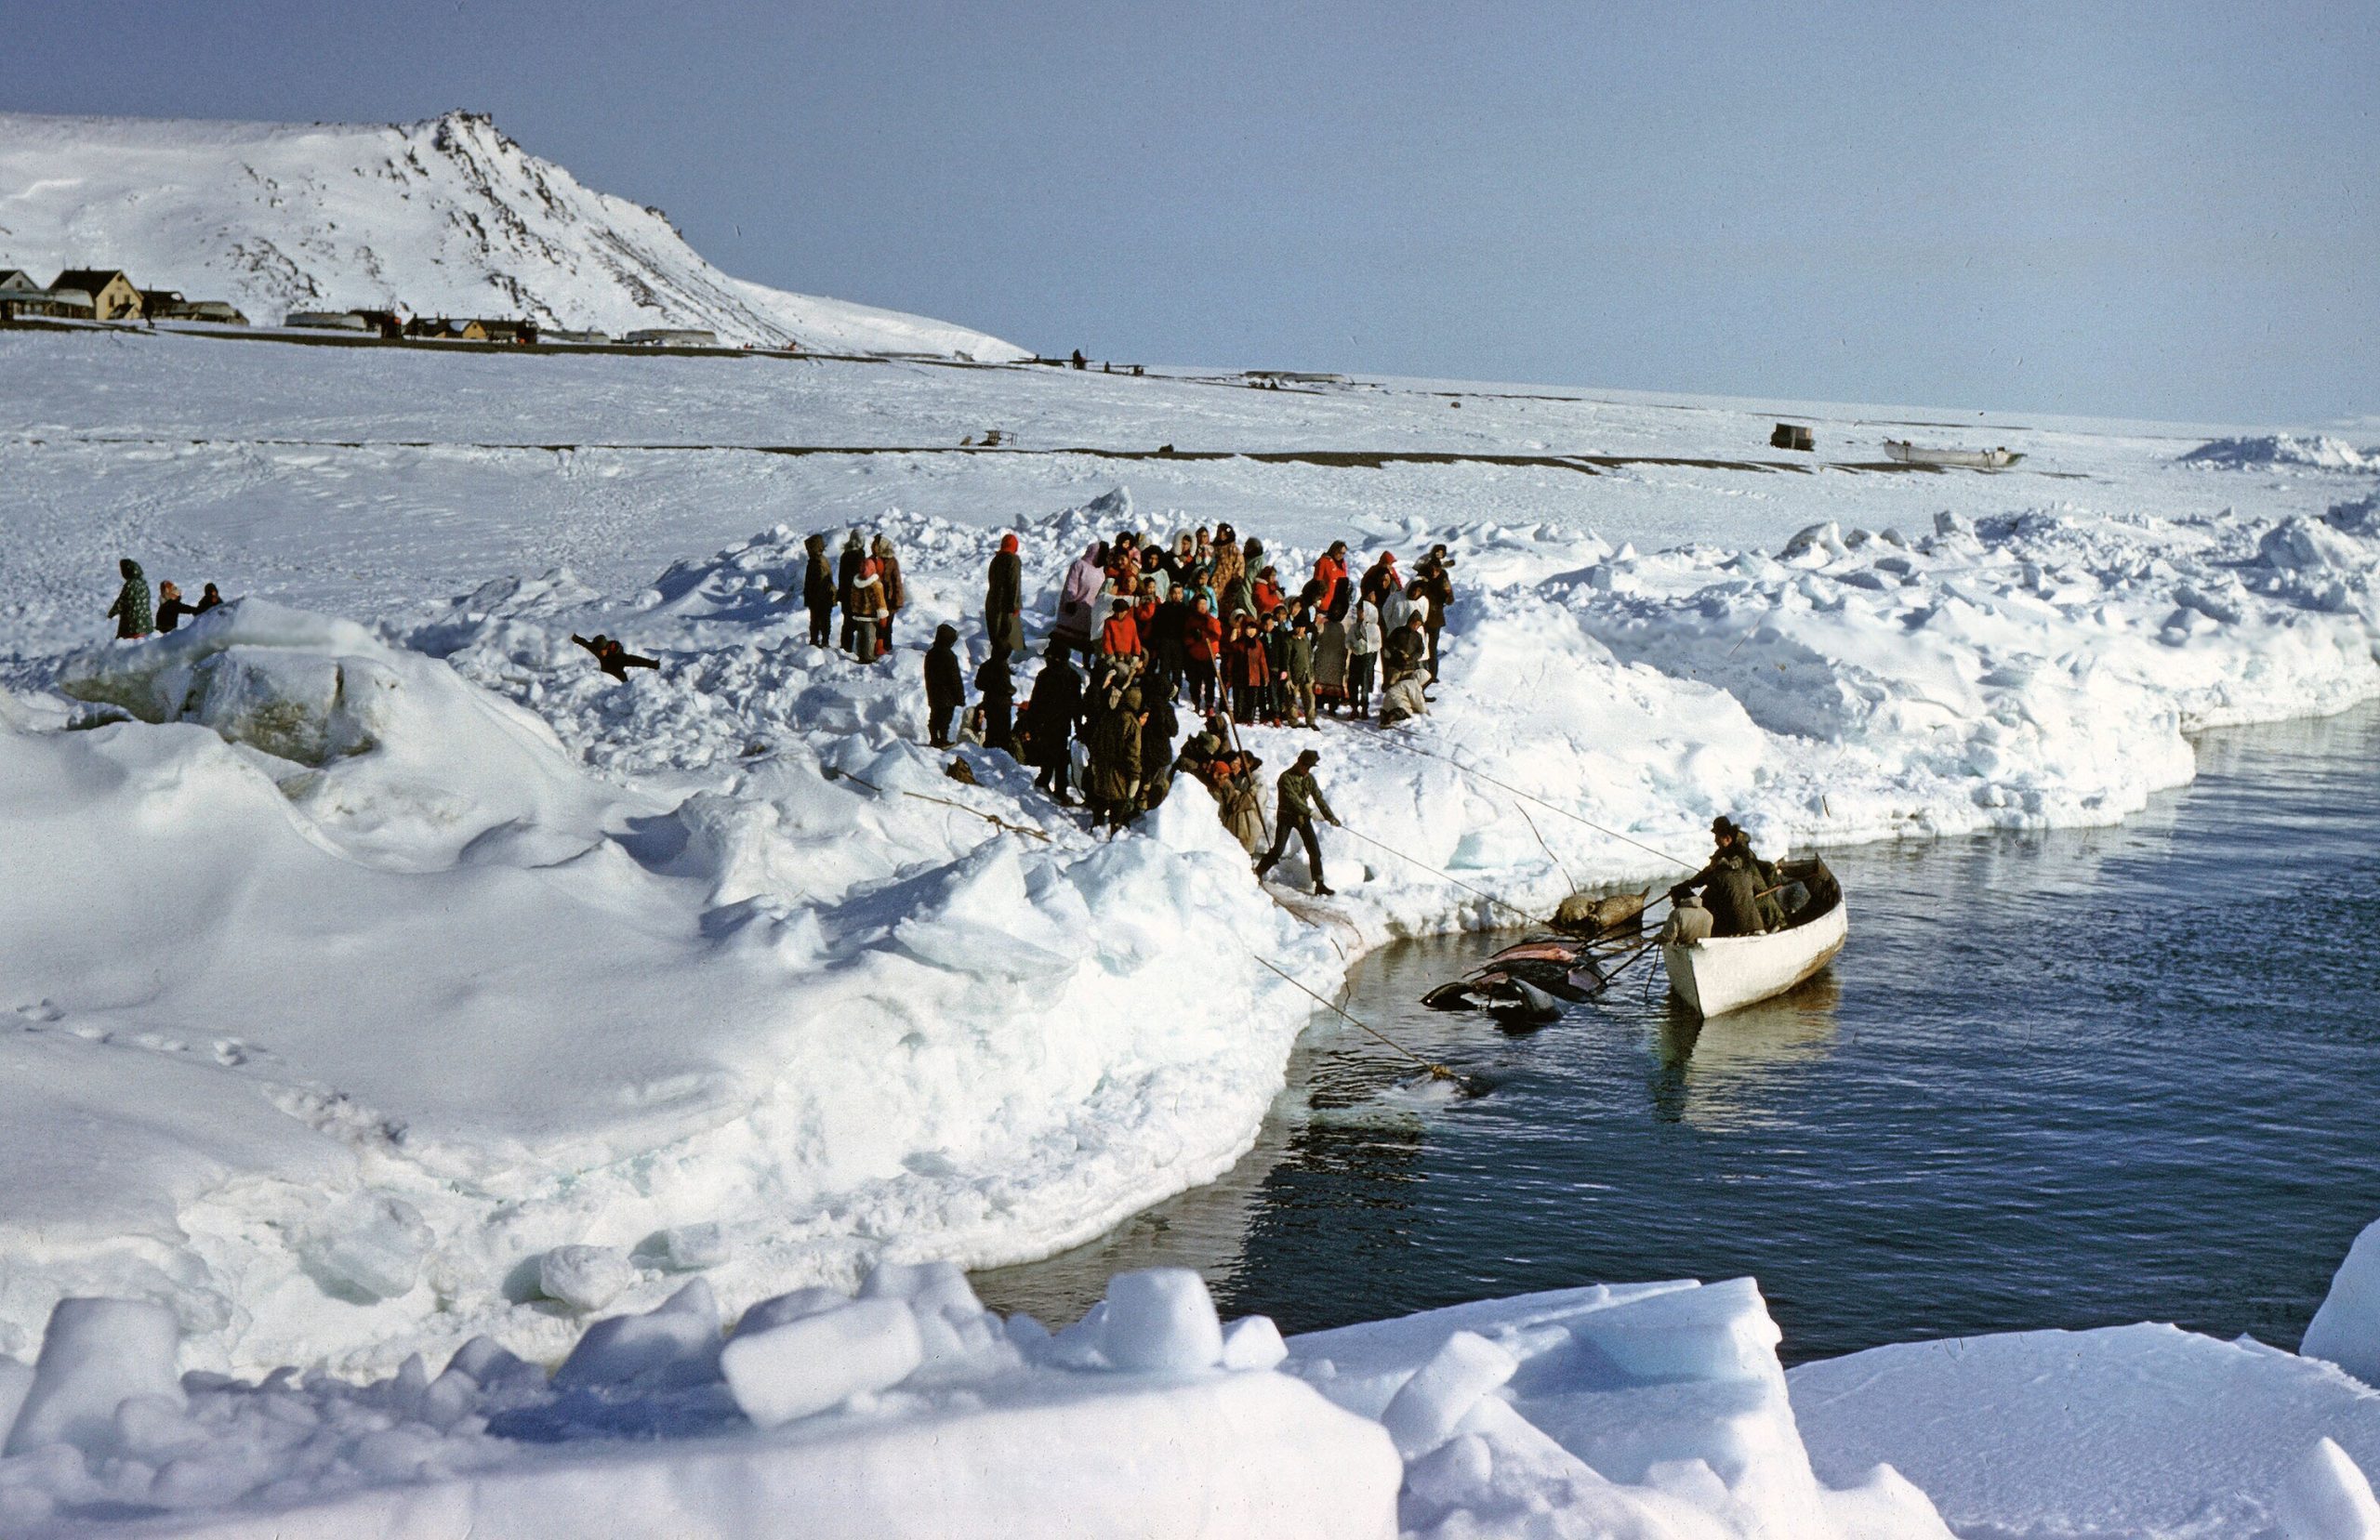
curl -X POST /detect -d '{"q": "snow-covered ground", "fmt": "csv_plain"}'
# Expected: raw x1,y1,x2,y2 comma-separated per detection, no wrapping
1,324,2377,1534
0,111,1025,358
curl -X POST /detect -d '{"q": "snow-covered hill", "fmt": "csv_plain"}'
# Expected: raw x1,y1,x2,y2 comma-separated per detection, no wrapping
0,110,1027,359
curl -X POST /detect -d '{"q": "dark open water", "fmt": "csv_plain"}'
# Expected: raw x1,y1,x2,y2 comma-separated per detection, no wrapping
976,705,2380,1363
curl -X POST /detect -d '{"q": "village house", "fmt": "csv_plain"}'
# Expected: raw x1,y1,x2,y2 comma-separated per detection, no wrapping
475,318,537,345
52,270,143,320
404,317,488,341
0,268,97,320
142,290,249,325
623,327,719,347
349,309,406,339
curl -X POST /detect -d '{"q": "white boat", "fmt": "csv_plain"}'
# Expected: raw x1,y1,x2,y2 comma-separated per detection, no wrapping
1883,439,2024,470
1663,861,1847,1019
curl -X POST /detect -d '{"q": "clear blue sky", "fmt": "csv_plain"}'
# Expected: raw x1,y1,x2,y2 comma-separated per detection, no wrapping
5,1,2373,422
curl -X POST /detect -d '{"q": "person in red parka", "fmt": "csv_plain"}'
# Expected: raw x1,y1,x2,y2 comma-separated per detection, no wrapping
1226,613,1270,725
1183,592,1223,714
1099,598,1144,666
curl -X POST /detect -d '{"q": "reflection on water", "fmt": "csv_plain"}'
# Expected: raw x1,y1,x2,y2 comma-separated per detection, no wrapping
977,704,2380,1362
1652,974,1839,1129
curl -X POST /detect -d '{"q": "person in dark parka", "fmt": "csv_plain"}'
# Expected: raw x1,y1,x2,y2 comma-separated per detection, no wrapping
1023,642,1085,805
836,532,866,652
571,633,659,680
1699,851,1764,937
985,533,1025,655
1085,685,1145,832
975,643,1016,755
924,624,967,747
106,558,152,639
1255,748,1339,895
1138,681,1180,810
154,580,201,633
802,533,837,648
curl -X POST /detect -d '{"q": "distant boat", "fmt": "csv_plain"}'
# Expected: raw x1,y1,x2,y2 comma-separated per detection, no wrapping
1662,860,1847,1019
1883,439,2024,470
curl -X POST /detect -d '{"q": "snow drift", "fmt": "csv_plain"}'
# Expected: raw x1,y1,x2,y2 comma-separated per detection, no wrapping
0,110,1026,358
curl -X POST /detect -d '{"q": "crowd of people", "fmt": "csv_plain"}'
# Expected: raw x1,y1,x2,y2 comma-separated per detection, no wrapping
827,519,1460,890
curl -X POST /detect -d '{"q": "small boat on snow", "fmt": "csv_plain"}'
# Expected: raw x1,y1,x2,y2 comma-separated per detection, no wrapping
1663,860,1846,1020
1882,439,2024,470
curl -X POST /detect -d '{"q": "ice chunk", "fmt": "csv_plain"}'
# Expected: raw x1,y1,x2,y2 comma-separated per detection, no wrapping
300,1194,432,1303
0,1356,31,1451
553,1280,723,1391
2304,1218,2380,1387
538,1244,637,1312
1380,1330,1518,1459
5,1298,185,1456
719,1298,925,1428
858,1258,982,1321
1221,1316,1289,1372
1099,1269,1223,1373
653,1222,731,1272
734,1285,850,1338
2275,1439,2380,1539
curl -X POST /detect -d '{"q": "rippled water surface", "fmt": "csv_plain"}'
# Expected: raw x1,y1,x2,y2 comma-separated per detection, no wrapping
977,706,2380,1362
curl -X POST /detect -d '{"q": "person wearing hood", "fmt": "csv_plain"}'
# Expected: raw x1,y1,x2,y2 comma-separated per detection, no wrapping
1023,641,1085,804
836,532,866,652
105,559,152,639
924,623,967,747
802,533,837,648
571,633,660,680
985,533,1025,654
1057,541,1106,652
975,643,1016,755
1416,545,1454,682
872,534,906,657
193,582,225,614
1347,591,1383,717
1085,684,1145,832
848,558,888,662
1255,748,1339,896
1183,592,1223,714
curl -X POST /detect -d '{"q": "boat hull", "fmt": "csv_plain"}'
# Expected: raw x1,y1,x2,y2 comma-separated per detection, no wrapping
1882,441,2023,470
1663,897,1847,1019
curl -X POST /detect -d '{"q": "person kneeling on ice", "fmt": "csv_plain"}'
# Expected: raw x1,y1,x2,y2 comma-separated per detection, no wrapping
1256,748,1339,896
571,633,659,680
924,624,966,748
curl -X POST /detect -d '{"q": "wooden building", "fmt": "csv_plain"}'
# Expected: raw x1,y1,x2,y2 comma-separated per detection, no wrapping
0,270,42,295
405,317,488,341
52,270,142,320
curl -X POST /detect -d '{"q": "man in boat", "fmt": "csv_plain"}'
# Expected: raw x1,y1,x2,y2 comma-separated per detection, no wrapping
1658,889,1713,946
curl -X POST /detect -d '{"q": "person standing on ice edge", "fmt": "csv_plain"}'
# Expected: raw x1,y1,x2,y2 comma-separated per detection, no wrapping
106,558,152,639
1256,748,1339,896
801,533,836,648
985,533,1025,655
872,535,906,657
924,624,966,748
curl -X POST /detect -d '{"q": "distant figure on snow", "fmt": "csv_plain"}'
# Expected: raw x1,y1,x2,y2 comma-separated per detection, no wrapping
194,583,225,614
985,533,1025,655
975,643,1015,756
571,633,658,681
924,624,966,748
105,559,152,639
801,533,836,648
